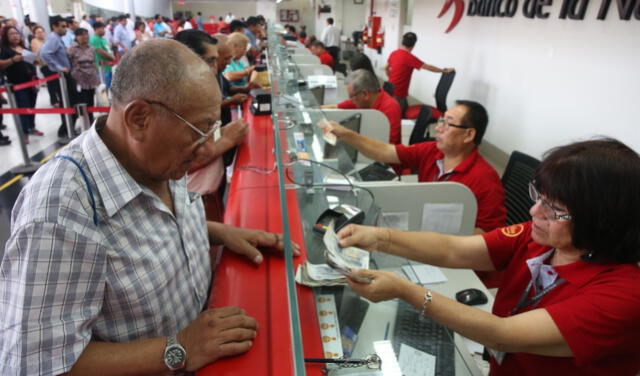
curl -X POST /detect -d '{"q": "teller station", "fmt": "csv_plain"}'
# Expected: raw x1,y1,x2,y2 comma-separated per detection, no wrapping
198,26,493,376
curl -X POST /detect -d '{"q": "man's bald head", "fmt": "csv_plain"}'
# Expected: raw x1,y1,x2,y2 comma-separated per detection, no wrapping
110,39,217,109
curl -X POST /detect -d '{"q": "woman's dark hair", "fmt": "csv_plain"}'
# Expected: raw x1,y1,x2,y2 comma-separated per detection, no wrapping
135,21,145,30
74,27,88,38
535,138,640,264
349,52,374,75
0,26,25,49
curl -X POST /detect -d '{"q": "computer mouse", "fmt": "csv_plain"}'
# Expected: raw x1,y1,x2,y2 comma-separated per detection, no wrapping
455,288,488,306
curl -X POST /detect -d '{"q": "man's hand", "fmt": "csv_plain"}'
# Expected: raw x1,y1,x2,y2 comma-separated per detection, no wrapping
215,224,301,264
318,120,353,140
178,307,258,371
346,269,411,303
12,54,23,63
60,67,69,73
443,67,455,73
230,93,248,105
337,224,389,252
249,80,263,90
220,119,249,146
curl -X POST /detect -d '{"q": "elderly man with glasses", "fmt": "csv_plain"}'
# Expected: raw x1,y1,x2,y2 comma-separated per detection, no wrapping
323,99,506,235
1,39,297,375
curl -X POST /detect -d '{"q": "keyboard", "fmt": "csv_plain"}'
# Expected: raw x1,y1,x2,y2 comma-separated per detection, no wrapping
392,300,455,376
357,162,397,181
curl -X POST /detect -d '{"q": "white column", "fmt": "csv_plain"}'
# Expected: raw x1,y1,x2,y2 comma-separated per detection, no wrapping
9,0,25,23
26,0,51,33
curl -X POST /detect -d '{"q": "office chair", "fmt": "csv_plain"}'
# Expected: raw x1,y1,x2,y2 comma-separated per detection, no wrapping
334,63,347,76
383,81,395,96
501,150,540,225
408,105,433,145
404,70,457,120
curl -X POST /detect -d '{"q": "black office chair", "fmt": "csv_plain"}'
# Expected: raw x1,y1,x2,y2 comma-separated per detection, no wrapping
408,105,433,145
383,81,395,96
501,151,541,225
434,70,456,116
334,63,347,76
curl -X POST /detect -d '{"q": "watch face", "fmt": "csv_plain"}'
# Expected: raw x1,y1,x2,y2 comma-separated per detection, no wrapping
166,346,186,368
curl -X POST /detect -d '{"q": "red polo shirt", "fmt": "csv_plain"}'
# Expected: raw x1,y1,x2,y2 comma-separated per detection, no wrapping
318,50,334,68
394,141,506,232
387,48,425,98
482,223,640,375
337,90,402,145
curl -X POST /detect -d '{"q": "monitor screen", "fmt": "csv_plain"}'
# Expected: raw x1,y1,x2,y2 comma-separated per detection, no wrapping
324,113,362,164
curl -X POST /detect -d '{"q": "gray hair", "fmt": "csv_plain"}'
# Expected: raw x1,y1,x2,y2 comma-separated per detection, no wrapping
345,69,380,94
110,39,215,109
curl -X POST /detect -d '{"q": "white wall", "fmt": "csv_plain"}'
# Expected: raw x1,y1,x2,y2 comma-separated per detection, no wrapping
276,0,315,34
341,0,368,38
363,0,640,160
172,1,257,20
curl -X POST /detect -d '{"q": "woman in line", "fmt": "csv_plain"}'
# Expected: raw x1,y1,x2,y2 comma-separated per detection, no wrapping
0,25,40,142
339,138,640,375
67,28,99,124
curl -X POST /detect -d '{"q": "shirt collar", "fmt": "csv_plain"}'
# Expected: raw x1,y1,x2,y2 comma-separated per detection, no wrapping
371,89,386,109
554,257,617,287
81,117,144,217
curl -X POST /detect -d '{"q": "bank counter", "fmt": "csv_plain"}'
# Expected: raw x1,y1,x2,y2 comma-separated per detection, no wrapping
198,24,488,376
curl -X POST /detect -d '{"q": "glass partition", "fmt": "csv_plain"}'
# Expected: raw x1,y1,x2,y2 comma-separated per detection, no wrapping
266,22,476,376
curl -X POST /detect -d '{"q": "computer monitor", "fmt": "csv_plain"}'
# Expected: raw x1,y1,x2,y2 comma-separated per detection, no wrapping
310,85,325,106
323,113,362,164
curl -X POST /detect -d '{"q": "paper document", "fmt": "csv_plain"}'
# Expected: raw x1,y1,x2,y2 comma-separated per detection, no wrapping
398,343,436,376
421,203,464,234
379,212,409,231
307,75,338,89
21,50,36,64
402,264,448,285
373,340,402,376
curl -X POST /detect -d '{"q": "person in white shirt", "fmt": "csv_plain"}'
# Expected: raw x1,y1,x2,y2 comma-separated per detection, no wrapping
125,14,136,42
320,17,341,63
224,13,235,24
79,15,94,37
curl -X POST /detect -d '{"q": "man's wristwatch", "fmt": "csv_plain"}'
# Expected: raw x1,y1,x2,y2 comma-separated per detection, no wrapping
164,335,187,371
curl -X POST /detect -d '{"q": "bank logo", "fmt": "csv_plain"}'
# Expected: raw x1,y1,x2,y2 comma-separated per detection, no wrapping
438,0,465,33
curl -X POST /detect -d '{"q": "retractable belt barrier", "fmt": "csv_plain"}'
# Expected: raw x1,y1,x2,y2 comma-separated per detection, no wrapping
0,73,61,94
1,73,111,177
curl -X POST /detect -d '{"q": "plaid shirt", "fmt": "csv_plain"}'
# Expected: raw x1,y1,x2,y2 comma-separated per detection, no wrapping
0,118,212,375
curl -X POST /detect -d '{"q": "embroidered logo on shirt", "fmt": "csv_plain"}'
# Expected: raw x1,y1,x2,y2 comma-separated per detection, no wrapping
500,223,524,237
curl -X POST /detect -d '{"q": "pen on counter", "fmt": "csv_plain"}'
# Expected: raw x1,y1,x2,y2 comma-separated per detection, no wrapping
384,322,390,340
304,358,365,364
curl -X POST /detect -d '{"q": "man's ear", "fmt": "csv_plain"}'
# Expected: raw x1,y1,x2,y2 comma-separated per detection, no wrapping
123,100,153,142
463,128,477,145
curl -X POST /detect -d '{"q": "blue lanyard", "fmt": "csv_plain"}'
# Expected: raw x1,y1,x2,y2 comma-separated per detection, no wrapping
54,155,99,226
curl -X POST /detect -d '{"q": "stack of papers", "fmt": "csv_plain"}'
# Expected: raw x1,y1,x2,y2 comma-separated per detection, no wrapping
295,222,370,287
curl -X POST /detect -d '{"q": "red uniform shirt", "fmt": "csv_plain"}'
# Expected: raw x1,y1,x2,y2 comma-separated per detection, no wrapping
387,48,425,98
318,50,334,68
483,222,640,375
395,141,506,232
337,90,402,145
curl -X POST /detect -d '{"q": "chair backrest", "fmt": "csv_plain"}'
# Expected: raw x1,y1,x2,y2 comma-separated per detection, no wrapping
434,71,456,113
334,62,347,76
383,81,395,96
501,151,541,225
408,105,433,145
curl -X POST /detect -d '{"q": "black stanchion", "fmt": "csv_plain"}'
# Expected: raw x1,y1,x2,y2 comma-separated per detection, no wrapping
5,84,42,175
77,104,91,132
58,74,75,145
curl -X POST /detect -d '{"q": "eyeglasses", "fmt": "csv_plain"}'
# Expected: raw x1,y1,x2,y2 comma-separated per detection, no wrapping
528,182,573,221
437,117,472,131
348,90,363,100
145,100,221,146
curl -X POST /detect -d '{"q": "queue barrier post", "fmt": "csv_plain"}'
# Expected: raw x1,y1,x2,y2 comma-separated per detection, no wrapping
58,74,75,144
4,84,42,175
77,103,91,132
